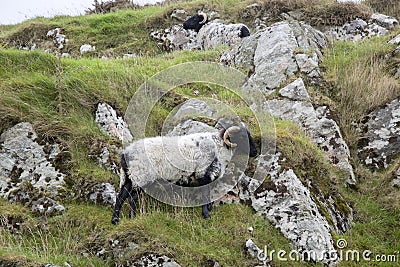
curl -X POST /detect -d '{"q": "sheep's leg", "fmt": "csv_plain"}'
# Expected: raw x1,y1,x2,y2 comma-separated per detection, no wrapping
111,179,132,225
128,188,139,219
199,177,212,220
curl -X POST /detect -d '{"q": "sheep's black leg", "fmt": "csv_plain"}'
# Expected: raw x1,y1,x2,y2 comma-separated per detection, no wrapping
111,179,132,225
128,188,139,219
199,177,212,220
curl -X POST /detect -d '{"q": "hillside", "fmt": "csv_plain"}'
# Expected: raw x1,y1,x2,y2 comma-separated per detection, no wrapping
0,0,400,266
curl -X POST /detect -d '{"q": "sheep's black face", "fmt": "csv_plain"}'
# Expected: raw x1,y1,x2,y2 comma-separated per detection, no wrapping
183,14,207,32
229,128,258,157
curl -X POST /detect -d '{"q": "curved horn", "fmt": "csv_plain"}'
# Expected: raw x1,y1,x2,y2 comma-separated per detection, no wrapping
223,126,241,147
198,11,208,24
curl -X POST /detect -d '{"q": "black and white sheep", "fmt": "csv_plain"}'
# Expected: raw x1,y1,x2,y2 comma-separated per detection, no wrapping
183,12,251,49
111,124,257,225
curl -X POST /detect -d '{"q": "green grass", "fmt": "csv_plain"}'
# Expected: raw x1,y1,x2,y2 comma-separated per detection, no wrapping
322,36,400,151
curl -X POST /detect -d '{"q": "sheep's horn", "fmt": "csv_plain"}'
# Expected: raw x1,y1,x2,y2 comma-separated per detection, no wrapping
223,126,241,147
198,11,208,24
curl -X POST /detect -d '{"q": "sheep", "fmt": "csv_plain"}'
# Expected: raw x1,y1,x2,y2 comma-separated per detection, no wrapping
182,12,250,49
111,123,257,225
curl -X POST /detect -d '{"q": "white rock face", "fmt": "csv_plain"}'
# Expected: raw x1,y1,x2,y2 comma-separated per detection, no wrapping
370,13,399,30
95,103,133,144
197,21,250,50
279,78,310,101
264,99,355,184
80,44,96,54
47,28,68,50
222,21,327,92
357,98,400,169
239,154,339,265
0,122,66,198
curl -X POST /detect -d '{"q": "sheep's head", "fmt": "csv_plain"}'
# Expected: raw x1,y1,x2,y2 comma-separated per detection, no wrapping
221,125,257,157
183,12,208,32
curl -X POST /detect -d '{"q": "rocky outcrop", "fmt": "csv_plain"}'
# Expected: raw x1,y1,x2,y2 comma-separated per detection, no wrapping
239,153,339,265
95,103,133,144
0,122,66,199
325,13,398,42
150,25,199,52
221,21,355,184
358,98,400,169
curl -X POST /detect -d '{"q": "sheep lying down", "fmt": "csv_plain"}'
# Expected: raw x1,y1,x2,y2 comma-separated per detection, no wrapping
111,125,257,225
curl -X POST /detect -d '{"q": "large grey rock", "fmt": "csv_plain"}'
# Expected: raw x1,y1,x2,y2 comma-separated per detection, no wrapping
0,122,66,198
358,98,400,169
278,78,310,101
239,153,339,265
370,13,399,30
95,103,133,144
222,21,327,93
264,99,355,184
197,21,250,50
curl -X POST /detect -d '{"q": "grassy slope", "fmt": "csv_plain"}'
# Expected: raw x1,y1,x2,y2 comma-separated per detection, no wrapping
0,1,399,266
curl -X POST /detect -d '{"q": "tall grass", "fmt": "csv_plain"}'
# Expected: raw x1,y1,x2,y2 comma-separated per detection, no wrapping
322,37,400,149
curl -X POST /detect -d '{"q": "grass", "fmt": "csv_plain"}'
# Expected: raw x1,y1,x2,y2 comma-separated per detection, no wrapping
0,1,400,266
322,36,400,151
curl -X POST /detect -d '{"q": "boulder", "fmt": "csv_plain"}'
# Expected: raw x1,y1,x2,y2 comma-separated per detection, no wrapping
239,153,339,265
95,103,133,144
370,13,399,30
0,122,66,199
358,98,400,169
80,44,96,54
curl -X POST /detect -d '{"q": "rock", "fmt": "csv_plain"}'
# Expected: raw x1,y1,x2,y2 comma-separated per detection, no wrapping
89,182,116,206
264,99,355,184
95,103,133,144
358,98,400,169
167,120,216,136
172,99,217,121
47,28,68,50
150,25,199,52
279,78,310,101
61,53,71,58
80,44,96,54
171,9,188,22
245,239,269,263
370,13,399,30
0,122,66,199
31,197,65,215
197,22,250,50
129,254,181,267
389,34,400,45
239,154,338,265
123,53,136,58
222,21,327,92
326,14,397,42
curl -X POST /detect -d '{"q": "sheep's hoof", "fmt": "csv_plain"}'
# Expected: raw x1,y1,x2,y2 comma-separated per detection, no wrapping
111,217,119,225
